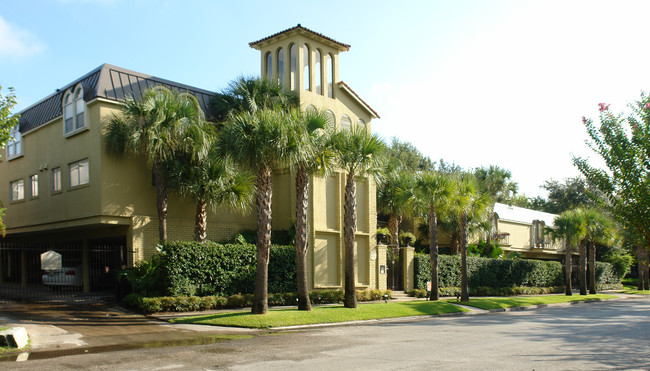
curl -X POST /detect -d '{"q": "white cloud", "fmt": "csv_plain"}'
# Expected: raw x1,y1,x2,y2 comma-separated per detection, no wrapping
0,16,44,59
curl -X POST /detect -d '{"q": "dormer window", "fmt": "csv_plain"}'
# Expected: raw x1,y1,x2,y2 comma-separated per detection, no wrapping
6,125,22,159
63,85,86,135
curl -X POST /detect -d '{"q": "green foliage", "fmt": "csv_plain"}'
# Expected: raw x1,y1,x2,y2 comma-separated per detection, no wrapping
385,137,434,172
602,247,633,278
118,255,166,297
533,177,596,214
468,241,504,259
473,165,519,204
0,85,20,154
410,286,564,297
595,261,623,289
159,241,296,297
398,232,417,247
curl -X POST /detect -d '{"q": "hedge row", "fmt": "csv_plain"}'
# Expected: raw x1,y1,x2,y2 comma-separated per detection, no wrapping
159,241,296,297
414,254,564,289
409,286,564,298
124,289,393,314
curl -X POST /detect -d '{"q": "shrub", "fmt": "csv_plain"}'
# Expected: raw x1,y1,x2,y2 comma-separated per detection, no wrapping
399,232,417,247
595,261,623,289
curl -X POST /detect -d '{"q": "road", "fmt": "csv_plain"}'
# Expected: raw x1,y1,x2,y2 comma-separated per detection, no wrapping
5,297,650,370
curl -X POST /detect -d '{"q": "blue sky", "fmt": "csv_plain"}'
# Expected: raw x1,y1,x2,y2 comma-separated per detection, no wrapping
3,0,650,198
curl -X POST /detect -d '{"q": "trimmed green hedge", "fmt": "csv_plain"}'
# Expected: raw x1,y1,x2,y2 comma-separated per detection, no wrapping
415,254,564,290
595,261,623,290
123,289,393,314
159,241,296,297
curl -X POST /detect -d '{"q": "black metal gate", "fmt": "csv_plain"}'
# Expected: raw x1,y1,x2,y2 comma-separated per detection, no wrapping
387,246,403,290
0,237,126,303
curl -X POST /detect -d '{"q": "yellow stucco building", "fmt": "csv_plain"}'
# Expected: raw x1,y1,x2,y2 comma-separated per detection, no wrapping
0,25,387,295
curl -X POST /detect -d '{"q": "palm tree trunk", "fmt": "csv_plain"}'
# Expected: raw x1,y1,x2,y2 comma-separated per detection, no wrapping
388,214,399,249
153,166,168,242
588,240,597,294
252,165,272,315
450,236,459,255
645,248,650,290
344,170,358,309
194,199,208,243
429,204,439,301
295,166,312,311
579,239,587,295
565,239,573,296
460,212,469,302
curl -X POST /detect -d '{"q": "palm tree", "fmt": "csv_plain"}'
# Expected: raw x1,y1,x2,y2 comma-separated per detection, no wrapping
415,171,454,301
549,210,585,296
451,174,491,302
220,109,306,314
292,109,335,311
334,126,385,309
211,76,298,122
378,170,416,250
575,208,615,294
105,86,205,242
172,146,255,242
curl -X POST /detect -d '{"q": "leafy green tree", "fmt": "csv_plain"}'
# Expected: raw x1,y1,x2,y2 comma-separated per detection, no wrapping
334,126,385,308
105,86,205,242
548,210,585,295
415,171,454,300
573,96,650,290
220,109,305,314
291,109,336,311
0,85,20,237
536,177,596,214
384,137,434,172
574,208,616,294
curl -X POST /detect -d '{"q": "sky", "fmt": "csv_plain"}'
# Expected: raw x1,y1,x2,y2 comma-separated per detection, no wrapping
2,0,650,198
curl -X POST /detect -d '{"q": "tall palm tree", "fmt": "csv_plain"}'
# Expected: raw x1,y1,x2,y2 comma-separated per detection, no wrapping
292,109,335,311
334,126,385,309
549,210,585,296
415,171,454,301
105,86,205,242
172,146,255,242
451,174,491,302
378,170,416,250
211,76,298,122
220,109,306,314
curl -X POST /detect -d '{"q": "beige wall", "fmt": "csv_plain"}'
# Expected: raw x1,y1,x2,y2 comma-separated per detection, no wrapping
497,219,568,260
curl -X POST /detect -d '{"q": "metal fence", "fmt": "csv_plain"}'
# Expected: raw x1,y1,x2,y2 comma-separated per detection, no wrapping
0,238,126,303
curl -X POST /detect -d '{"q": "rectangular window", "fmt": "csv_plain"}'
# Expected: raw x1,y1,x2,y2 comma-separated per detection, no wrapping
52,167,61,192
6,125,22,158
75,98,85,129
69,159,89,187
29,174,38,198
10,179,24,201
64,103,74,133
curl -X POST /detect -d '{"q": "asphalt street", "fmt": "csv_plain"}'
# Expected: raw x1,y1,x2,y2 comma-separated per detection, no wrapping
3,297,649,370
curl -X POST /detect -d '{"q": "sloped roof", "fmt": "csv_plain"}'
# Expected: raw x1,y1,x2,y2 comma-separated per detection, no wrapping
493,202,557,227
17,64,215,133
249,24,350,52
337,81,380,119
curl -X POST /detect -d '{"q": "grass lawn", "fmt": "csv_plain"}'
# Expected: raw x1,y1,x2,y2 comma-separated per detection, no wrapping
453,294,617,310
171,301,468,329
620,278,650,294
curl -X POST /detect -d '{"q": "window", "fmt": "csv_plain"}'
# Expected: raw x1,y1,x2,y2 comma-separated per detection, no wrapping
290,44,297,90
52,167,61,192
531,220,546,248
69,159,89,187
357,119,366,130
315,49,322,95
6,125,22,158
340,115,351,131
325,110,336,126
29,174,38,198
303,45,311,91
326,54,333,98
10,179,24,201
63,86,86,135
265,52,272,81
276,48,284,84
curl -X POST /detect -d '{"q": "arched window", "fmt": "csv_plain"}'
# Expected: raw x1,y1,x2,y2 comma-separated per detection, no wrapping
305,104,317,113
6,125,21,158
63,85,86,135
277,48,284,86
326,54,333,98
290,44,297,90
265,52,272,80
303,45,311,91
315,49,322,95
340,115,351,131
357,119,366,130
325,110,335,126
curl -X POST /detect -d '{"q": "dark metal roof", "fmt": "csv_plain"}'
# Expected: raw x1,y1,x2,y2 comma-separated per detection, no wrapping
249,24,350,52
18,64,216,133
